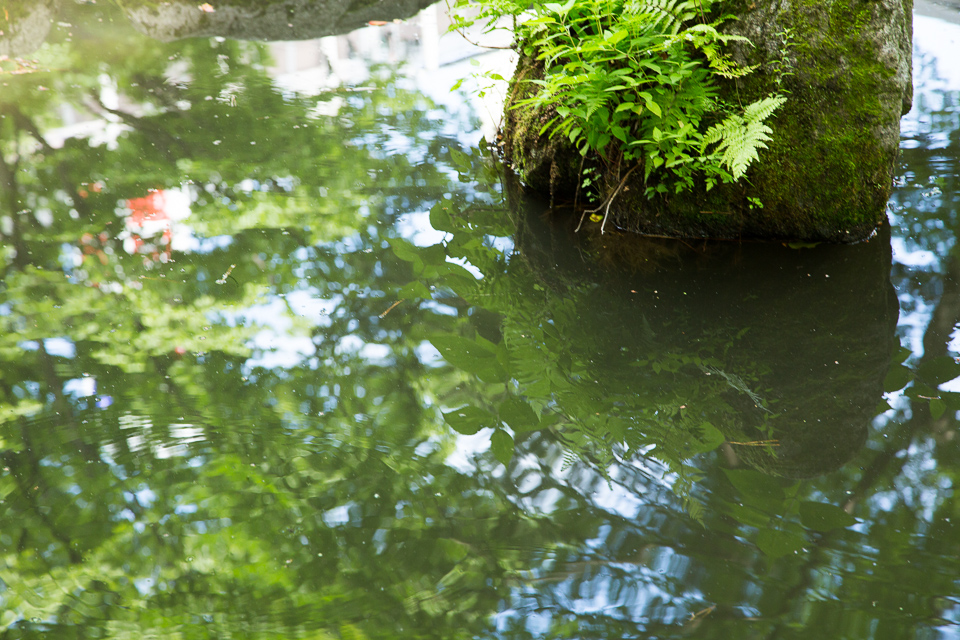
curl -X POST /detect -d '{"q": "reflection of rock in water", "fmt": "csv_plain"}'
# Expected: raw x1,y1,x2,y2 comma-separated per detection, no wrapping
122,0,436,42
0,0,56,56
0,0,436,55
697,225,898,478
514,200,899,478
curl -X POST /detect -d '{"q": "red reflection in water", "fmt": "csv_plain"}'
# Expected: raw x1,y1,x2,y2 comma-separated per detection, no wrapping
123,189,190,262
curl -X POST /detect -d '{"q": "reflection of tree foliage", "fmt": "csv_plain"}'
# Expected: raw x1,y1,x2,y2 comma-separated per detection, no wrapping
2,9,960,640
1,15,560,637
419,154,896,484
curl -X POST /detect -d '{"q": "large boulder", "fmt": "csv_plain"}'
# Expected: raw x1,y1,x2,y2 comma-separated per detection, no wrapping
121,0,436,42
503,0,914,242
1,0,437,55
0,0,57,57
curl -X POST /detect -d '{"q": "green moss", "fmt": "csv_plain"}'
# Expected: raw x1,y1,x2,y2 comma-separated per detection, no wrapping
501,55,585,200
703,0,908,240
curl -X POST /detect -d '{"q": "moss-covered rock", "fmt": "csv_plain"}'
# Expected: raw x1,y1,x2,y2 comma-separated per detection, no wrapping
502,0,913,243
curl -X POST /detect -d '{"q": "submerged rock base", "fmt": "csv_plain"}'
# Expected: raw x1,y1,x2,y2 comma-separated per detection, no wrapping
503,0,913,243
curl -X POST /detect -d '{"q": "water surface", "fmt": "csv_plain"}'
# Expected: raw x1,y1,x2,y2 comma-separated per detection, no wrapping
1,3,959,638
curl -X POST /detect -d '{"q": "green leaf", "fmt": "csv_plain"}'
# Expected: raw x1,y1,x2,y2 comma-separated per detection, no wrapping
605,29,628,46
905,381,938,401
691,422,725,454
490,429,515,465
799,501,857,532
941,391,960,411
893,345,912,365
398,280,430,300
723,501,771,528
429,335,508,383
883,365,913,392
930,397,947,420
449,147,472,171
643,96,662,117
437,538,469,562
430,334,493,367
389,237,420,262
723,468,785,509
918,355,960,385
498,396,540,433
756,527,805,558
443,406,497,435
419,243,447,266
429,201,456,233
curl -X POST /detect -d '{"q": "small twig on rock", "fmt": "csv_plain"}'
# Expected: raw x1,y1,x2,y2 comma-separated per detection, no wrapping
573,154,590,231
579,164,639,234
443,1,513,50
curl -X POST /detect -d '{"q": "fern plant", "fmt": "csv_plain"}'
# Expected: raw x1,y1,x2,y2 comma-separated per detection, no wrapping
449,0,787,204
701,95,787,183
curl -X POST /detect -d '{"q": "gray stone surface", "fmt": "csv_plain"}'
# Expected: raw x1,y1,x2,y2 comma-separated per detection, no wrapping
915,0,960,23
123,0,436,42
0,0,56,57
0,0,436,56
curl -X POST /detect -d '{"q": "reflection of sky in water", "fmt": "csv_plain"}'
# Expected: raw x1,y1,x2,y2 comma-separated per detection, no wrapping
12,5,960,633
902,15,960,136
232,17,960,576
236,18,516,373
889,15,960,366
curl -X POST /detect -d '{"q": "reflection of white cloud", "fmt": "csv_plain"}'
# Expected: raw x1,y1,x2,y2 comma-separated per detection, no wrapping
155,443,189,459
445,429,495,472
396,211,447,246
335,334,365,355
226,290,355,370
237,298,294,331
285,289,341,318
903,15,960,148
415,340,443,367
169,424,205,444
45,337,76,358
359,343,391,362
891,237,939,268
246,331,316,369
913,15,960,92
415,47,517,145
268,3,515,148
323,504,353,527
64,376,96,398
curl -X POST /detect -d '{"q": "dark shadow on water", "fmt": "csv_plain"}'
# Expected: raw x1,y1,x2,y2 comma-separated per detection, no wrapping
511,199,900,477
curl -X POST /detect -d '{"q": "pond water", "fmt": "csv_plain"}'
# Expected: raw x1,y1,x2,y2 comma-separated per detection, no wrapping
1,2,959,638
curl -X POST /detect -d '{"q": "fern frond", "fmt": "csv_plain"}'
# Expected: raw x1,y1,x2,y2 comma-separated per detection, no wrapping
560,450,578,472
744,95,788,122
701,95,786,180
709,56,758,79
623,0,699,34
